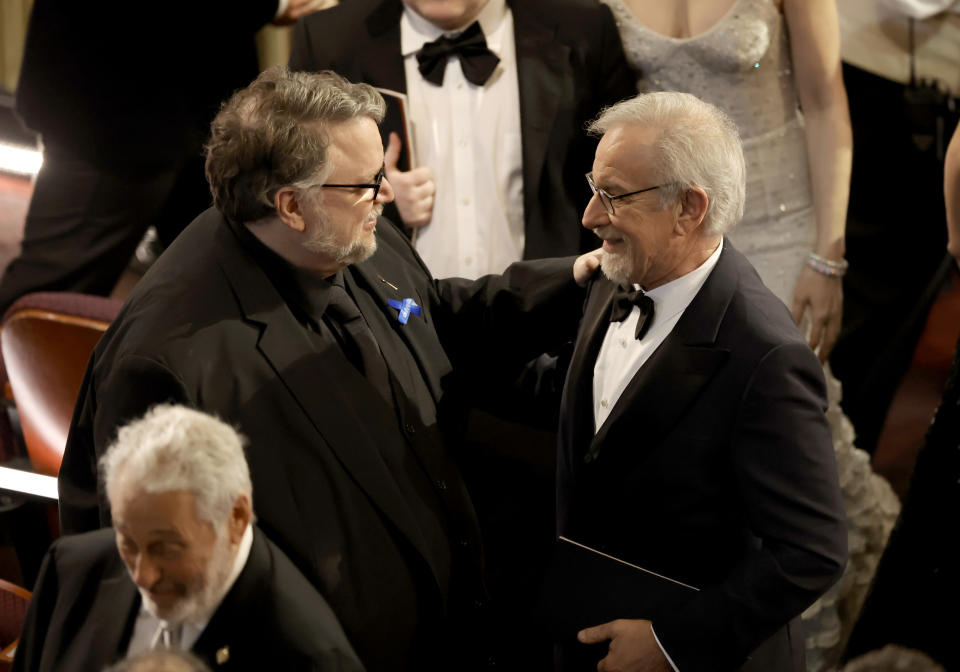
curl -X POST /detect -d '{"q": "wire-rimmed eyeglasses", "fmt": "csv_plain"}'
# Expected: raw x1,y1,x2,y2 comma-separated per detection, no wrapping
586,172,661,215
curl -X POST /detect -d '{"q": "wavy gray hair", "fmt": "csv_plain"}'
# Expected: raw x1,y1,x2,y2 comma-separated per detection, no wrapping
588,92,746,236
101,405,252,528
205,66,386,224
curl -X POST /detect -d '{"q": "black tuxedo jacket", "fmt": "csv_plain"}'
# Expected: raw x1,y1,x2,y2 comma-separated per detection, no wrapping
59,209,585,671
15,0,276,167
289,0,636,258
557,243,848,671
12,527,361,672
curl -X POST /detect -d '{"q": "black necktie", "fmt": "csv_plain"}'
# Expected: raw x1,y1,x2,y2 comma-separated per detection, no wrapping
416,21,500,87
609,285,655,340
326,285,394,405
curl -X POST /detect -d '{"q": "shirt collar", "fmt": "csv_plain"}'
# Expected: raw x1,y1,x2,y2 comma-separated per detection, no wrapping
227,217,339,327
401,0,508,57
642,238,723,331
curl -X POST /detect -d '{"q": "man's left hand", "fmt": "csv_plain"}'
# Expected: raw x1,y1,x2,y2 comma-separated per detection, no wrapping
273,0,334,26
578,619,673,672
574,249,603,287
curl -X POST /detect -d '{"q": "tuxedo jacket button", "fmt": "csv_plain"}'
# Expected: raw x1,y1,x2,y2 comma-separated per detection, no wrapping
583,453,594,464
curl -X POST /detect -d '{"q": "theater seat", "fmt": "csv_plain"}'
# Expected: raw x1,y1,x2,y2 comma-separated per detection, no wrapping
1,293,121,477
0,577,30,670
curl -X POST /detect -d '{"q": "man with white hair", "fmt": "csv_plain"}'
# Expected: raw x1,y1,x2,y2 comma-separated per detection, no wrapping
554,93,848,671
14,405,361,672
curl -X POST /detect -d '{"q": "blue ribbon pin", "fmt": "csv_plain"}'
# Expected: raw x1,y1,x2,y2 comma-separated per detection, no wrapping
388,298,422,325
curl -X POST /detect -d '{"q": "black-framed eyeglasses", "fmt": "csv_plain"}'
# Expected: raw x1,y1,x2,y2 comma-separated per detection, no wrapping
586,172,661,215
321,164,386,201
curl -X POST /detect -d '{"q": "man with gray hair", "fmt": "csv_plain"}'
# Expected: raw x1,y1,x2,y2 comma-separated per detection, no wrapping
59,67,599,671
14,405,361,672
552,92,847,671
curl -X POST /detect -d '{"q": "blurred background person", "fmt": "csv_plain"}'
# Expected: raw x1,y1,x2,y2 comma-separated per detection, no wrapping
290,0,636,279
104,650,211,672
0,0,330,313
841,119,960,672
831,0,960,458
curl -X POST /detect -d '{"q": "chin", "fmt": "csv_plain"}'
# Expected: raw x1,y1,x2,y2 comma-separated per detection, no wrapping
139,589,203,624
341,235,377,265
599,250,634,287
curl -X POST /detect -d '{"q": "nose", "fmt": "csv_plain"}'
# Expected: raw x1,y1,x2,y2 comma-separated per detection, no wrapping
582,192,609,231
131,553,161,590
377,176,395,204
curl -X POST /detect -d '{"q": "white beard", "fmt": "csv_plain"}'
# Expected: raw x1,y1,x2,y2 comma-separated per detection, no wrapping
599,245,635,287
138,532,236,625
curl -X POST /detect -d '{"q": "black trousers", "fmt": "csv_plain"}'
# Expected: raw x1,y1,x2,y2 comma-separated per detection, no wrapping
0,142,210,313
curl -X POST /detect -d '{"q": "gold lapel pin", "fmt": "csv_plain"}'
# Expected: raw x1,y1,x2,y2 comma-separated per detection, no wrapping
216,646,230,665
378,275,399,292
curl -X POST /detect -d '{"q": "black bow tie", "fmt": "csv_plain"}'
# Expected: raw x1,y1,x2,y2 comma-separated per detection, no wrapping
416,21,500,87
609,285,655,340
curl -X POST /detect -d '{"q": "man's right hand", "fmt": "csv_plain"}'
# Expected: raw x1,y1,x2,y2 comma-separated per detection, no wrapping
384,132,436,229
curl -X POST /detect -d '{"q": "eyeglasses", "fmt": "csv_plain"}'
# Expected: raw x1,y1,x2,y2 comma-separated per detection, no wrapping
586,172,661,215
321,164,386,201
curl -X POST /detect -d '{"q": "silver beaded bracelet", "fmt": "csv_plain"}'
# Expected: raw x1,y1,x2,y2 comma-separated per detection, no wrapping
805,252,849,278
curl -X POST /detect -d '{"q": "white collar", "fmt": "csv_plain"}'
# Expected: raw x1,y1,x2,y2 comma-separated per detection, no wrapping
642,239,723,332
401,0,508,57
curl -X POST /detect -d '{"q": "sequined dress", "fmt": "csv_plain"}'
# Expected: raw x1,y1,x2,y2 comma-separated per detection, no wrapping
599,0,901,669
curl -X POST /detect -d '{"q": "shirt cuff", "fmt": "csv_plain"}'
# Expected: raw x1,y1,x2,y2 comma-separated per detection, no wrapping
650,624,680,672
275,0,290,20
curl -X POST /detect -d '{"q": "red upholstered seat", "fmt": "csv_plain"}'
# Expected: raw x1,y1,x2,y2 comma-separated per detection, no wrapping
0,578,30,669
1,292,121,476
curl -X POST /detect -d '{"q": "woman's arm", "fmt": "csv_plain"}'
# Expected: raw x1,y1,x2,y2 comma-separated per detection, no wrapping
945,123,960,267
784,0,853,362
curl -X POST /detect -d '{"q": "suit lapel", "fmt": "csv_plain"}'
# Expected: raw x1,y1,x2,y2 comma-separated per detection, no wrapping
192,529,268,669
581,244,740,461
349,256,439,403
213,223,441,588
84,564,139,668
510,1,570,233
559,277,615,472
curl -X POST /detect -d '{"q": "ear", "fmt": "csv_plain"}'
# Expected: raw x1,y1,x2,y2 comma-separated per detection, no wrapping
274,186,307,233
227,494,252,545
677,186,709,235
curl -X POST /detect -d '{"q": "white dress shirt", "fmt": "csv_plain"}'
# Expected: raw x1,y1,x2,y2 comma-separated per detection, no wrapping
591,241,722,671
126,523,254,656
400,0,525,279
593,241,723,433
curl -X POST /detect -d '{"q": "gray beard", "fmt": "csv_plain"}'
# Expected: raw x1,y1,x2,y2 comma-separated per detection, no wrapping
599,246,635,287
138,532,236,625
302,205,382,266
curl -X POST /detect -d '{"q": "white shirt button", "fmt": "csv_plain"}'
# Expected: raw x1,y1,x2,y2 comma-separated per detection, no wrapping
465,256,473,266
462,198,470,206
619,338,627,348
600,399,609,408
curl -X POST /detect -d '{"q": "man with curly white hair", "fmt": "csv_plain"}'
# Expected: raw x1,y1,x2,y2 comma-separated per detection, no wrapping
14,405,361,672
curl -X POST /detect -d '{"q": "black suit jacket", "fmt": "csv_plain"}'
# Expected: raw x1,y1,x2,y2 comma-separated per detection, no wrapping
15,0,276,167
59,209,585,671
289,0,636,258
12,527,362,672
557,243,848,671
